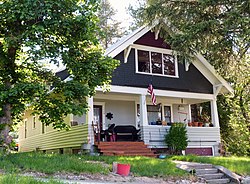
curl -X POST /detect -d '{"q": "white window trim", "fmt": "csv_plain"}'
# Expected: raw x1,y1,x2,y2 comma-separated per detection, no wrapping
135,102,173,126
135,102,140,129
162,104,173,123
93,102,106,130
133,44,179,78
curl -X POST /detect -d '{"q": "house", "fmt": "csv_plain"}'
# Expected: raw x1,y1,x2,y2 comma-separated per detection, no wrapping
18,26,233,156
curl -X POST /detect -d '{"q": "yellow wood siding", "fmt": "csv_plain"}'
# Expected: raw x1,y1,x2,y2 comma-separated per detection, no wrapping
19,110,88,152
19,124,88,152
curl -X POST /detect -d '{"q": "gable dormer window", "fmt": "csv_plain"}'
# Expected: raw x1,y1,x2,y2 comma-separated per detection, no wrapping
135,46,178,77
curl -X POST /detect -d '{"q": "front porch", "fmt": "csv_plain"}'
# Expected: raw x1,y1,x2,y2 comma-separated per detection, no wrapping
87,86,221,156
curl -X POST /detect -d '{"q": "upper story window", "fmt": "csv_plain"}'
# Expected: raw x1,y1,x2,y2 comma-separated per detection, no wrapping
136,47,178,77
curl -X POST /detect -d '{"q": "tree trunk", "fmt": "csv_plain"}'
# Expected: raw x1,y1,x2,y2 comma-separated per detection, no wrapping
0,45,17,152
0,103,13,153
0,78,13,153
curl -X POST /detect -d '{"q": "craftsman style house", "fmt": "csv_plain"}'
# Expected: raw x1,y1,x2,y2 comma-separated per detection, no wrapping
18,26,233,156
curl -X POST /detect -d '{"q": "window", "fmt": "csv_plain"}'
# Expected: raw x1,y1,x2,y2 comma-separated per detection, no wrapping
24,120,27,138
137,104,172,126
71,114,87,126
42,122,45,134
138,50,150,73
137,49,177,77
151,52,162,74
163,54,176,76
164,106,171,124
147,105,162,125
32,116,36,129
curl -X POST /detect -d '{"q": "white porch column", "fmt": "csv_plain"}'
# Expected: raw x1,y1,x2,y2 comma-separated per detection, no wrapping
87,97,94,145
188,104,192,123
140,94,148,126
210,99,220,127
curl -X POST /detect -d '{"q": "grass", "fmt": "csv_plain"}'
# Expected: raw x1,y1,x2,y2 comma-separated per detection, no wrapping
0,152,187,177
1,152,249,180
171,155,250,176
0,174,64,184
81,155,187,177
0,152,109,175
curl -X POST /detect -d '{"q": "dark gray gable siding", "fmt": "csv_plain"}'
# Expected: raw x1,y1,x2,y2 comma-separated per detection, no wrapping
111,49,213,94
56,69,69,81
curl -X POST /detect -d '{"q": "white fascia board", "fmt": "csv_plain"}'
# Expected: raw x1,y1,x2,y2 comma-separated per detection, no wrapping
96,85,214,100
64,76,73,82
105,26,152,58
192,58,218,85
195,53,233,94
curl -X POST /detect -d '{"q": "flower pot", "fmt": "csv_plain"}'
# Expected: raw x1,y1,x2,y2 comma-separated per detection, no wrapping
193,122,199,127
198,122,203,127
188,122,192,127
117,163,131,176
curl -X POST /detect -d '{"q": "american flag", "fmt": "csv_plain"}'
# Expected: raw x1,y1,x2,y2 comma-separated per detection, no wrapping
148,84,157,105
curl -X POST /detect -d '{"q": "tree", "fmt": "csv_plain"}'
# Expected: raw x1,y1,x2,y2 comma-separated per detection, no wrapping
128,0,146,31
0,0,119,152
97,0,124,49
133,0,250,156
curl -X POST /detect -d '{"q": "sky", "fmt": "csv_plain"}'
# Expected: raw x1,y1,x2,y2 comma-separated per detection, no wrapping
108,0,139,28
50,0,141,71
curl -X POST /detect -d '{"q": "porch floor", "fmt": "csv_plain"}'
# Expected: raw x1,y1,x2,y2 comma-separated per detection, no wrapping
95,141,156,157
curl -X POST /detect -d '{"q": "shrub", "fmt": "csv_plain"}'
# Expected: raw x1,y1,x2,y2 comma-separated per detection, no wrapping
165,123,188,155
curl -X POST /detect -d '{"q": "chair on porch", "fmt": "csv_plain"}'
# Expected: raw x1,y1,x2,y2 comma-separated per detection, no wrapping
103,123,116,142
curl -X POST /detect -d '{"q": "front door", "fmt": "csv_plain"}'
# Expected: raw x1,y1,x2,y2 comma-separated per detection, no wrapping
94,105,103,130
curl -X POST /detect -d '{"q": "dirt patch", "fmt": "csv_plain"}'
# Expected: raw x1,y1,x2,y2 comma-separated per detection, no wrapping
23,171,205,184
21,160,205,183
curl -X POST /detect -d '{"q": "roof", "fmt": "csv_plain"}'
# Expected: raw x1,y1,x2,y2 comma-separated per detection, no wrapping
105,25,233,94
105,26,151,57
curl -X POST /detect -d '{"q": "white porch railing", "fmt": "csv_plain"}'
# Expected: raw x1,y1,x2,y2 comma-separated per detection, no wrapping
141,126,221,149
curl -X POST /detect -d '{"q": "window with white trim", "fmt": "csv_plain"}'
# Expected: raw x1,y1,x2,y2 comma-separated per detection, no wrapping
137,104,172,126
136,49,178,77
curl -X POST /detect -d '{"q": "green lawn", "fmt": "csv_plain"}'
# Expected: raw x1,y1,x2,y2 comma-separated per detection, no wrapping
0,152,249,182
0,174,63,184
0,152,186,177
171,155,250,176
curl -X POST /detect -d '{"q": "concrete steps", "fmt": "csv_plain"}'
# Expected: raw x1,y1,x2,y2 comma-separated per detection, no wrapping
95,141,156,157
196,168,218,175
174,161,235,184
198,173,224,180
206,178,231,184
